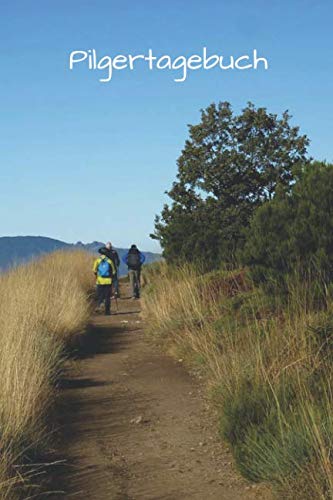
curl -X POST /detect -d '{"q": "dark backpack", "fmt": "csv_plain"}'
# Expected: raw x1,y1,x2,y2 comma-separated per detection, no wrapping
127,251,141,270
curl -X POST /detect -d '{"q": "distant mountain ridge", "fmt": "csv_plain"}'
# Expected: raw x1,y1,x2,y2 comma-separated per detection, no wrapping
0,236,161,275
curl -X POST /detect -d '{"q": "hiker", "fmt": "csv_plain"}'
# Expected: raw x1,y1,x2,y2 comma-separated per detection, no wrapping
93,248,116,315
123,244,146,299
99,242,120,298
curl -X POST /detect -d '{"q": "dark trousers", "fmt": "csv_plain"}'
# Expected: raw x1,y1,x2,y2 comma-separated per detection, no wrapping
112,272,120,296
97,284,111,314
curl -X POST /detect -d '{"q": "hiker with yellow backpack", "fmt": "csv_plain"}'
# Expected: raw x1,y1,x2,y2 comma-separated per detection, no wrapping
93,248,116,315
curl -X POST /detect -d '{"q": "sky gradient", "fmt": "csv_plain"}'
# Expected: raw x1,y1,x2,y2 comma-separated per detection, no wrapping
1,0,332,251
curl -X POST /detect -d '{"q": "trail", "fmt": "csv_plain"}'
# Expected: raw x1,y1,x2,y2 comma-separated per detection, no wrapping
53,283,269,499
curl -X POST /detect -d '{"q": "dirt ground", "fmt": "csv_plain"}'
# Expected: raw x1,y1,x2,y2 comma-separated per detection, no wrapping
51,283,271,500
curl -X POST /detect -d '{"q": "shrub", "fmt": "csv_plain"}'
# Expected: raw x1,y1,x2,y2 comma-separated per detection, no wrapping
242,162,333,290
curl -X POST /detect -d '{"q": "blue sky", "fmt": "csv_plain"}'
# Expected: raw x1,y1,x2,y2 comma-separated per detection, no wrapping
1,0,332,251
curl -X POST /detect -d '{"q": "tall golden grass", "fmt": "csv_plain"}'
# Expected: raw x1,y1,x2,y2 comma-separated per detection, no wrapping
0,250,94,498
142,262,333,499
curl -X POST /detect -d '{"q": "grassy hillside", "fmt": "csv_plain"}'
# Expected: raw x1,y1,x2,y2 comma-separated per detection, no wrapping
142,263,333,499
0,250,93,498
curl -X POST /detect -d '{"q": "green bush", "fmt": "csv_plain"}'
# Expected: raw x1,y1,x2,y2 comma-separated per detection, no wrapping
219,376,323,490
220,377,295,447
235,395,333,499
242,162,333,290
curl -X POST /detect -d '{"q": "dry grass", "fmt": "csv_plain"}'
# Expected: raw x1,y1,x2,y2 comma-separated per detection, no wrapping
142,262,333,499
0,250,94,498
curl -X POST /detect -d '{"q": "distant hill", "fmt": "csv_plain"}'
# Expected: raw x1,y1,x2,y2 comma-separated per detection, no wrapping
0,236,161,276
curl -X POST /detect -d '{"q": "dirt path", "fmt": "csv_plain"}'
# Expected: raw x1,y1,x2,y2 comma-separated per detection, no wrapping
53,284,269,499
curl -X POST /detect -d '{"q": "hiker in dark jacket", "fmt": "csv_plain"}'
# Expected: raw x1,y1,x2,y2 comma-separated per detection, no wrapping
122,244,145,299
98,242,120,297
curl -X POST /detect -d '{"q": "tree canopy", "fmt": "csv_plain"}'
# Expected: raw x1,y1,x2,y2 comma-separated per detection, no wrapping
152,102,309,268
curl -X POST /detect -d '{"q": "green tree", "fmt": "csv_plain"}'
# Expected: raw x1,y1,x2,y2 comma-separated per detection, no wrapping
152,102,309,267
242,162,333,286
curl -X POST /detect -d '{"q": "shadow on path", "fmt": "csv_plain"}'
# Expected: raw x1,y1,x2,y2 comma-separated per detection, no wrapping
34,307,135,499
